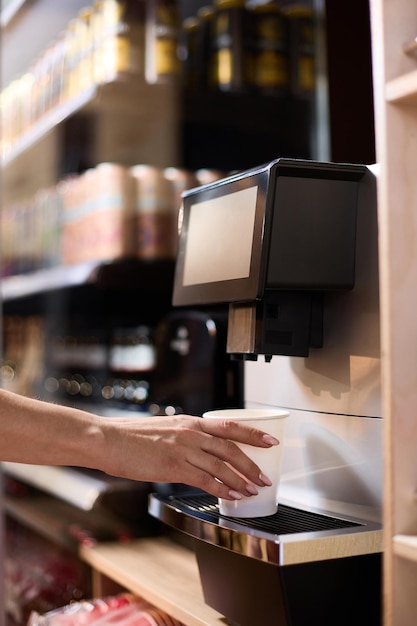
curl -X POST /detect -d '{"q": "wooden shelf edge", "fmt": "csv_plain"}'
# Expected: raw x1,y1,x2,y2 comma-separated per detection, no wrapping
79,537,226,626
385,68,417,104
393,534,417,562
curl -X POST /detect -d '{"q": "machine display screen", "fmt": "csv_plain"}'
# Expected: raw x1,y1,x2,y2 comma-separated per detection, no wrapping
172,167,270,306
182,186,258,286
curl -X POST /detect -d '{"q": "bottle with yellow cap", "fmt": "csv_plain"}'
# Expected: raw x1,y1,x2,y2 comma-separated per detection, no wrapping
181,16,200,90
283,4,316,99
249,1,290,96
196,5,215,91
145,0,181,84
210,0,251,92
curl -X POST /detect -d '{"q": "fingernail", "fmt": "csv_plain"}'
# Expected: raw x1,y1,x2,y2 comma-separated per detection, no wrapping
228,490,243,500
246,484,259,496
259,473,273,486
262,434,279,446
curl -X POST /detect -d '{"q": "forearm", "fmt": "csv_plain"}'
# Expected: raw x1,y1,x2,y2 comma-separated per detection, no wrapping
0,388,106,469
0,388,279,501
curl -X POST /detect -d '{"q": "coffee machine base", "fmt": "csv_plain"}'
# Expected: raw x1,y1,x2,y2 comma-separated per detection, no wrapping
149,491,382,626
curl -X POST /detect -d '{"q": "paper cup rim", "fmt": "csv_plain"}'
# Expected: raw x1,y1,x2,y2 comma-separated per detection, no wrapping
202,409,289,421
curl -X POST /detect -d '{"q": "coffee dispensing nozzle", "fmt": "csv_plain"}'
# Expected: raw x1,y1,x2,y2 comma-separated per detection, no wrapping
172,158,368,361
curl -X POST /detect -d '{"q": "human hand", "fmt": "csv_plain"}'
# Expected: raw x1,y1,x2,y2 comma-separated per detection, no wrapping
101,414,280,501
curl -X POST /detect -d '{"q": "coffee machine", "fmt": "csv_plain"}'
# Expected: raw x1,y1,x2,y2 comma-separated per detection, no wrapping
149,159,383,626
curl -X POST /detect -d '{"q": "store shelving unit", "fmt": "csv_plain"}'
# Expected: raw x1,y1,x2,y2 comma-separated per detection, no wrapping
0,4,183,622
370,0,417,623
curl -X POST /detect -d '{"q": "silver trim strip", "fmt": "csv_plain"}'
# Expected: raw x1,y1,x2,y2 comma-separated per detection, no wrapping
148,494,383,566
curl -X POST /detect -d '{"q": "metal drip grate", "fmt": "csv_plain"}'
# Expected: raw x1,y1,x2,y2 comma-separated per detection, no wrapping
166,493,362,535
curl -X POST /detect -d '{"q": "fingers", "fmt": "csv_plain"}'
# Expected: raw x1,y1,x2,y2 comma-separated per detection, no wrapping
196,417,279,487
185,462,260,501
198,436,269,489
199,417,280,448
186,448,262,499
177,417,279,499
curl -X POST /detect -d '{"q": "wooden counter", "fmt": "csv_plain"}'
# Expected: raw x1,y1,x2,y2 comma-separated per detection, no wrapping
79,536,227,626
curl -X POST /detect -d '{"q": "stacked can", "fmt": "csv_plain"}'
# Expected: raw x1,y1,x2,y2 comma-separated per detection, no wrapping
86,162,136,261
60,163,135,265
130,165,175,260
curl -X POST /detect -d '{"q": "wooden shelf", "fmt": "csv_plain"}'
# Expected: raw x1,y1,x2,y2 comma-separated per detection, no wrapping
80,537,226,626
370,0,417,621
393,534,417,563
385,68,417,104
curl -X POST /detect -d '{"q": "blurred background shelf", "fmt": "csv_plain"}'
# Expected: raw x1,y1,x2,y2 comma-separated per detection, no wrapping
1,259,175,301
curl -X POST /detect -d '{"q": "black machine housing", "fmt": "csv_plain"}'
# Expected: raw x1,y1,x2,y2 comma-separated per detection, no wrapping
173,158,366,358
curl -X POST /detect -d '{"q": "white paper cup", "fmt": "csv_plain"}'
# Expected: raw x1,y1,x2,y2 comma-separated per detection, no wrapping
203,408,289,518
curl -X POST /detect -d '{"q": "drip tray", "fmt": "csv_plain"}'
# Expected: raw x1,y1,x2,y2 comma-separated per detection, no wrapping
161,492,361,534
149,491,382,565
